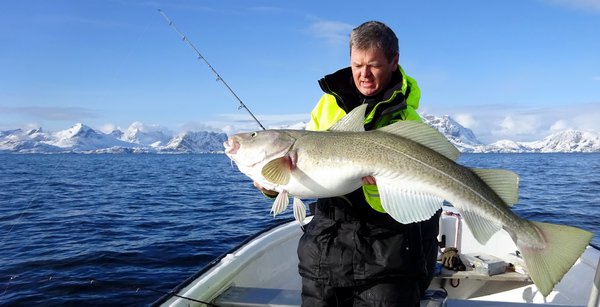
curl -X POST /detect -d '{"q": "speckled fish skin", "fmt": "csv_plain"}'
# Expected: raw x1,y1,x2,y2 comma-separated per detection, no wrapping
223,107,592,298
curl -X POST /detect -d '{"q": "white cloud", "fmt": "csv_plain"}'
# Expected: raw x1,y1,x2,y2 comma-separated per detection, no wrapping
550,119,572,131
572,110,600,131
498,116,516,131
23,122,42,131
308,19,354,45
0,105,97,121
203,112,310,134
494,115,543,138
541,0,600,12
178,121,223,133
97,123,119,134
426,102,600,143
453,113,478,129
221,125,236,135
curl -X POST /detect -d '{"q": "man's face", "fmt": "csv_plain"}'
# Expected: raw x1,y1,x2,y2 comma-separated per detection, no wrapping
350,47,398,97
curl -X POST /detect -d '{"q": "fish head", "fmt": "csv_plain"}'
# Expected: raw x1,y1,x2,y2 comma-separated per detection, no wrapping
223,130,296,172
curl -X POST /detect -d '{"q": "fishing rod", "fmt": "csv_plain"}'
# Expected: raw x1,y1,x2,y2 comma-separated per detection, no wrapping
157,9,266,131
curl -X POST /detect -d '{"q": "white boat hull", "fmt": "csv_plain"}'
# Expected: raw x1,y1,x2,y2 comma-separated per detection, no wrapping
155,207,600,307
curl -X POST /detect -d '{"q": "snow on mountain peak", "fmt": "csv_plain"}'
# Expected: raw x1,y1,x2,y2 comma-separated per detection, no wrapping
1,117,599,153
48,123,119,150
122,122,172,146
526,129,600,152
27,127,43,135
421,114,485,152
161,131,227,153
0,122,228,153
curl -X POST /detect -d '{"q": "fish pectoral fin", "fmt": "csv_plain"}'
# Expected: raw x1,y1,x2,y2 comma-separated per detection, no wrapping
377,120,460,161
293,197,307,225
377,180,443,224
262,156,294,185
470,168,519,206
457,208,502,245
270,190,289,217
328,104,367,132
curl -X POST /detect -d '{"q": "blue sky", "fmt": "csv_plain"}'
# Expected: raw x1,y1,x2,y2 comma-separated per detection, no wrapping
1,0,599,143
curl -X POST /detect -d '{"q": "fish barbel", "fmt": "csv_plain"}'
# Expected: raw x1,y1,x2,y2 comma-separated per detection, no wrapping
223,104,592,297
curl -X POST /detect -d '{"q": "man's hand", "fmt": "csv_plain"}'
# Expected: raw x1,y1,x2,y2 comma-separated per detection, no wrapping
253,181,278,197
362,176,376,185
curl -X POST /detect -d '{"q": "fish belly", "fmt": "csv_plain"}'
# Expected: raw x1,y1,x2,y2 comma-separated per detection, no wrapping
284,162,366,198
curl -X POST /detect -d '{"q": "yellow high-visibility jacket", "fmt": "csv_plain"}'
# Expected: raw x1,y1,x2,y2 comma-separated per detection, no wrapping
306,65,422,212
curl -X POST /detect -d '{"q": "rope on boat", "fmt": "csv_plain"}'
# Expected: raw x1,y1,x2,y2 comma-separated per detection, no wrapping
146,289,219,306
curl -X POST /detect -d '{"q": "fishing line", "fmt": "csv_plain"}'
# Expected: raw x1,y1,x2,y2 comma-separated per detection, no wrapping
1,15,154,248
0,153,77,299
157,9,266,131
0,152,100,301
3,11,258,303
2,274,219,306
0,154,72,243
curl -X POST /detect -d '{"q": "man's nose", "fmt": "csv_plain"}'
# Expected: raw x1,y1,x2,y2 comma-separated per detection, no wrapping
361,66,373,77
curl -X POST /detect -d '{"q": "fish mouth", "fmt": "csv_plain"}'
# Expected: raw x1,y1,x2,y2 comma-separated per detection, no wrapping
223,138,240,155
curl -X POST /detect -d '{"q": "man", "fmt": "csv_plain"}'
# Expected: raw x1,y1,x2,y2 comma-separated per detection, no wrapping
256,21,439,306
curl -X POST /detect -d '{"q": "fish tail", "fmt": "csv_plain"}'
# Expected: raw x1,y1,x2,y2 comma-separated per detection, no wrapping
517,221,592,297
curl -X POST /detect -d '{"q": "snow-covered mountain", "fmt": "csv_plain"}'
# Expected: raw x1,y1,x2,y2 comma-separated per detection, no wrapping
421,114,485,153
0,128,62,153
49,123,136,151
161,131,228,153
421,115,600,153
121,122,172,147
0,123,227,154
487,130,600,153
1,116,599,153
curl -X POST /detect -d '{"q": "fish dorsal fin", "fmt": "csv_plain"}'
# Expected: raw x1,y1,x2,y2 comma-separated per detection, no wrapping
262,156,292,185
470,168,519,206
378,120,460,161
328,104,367,132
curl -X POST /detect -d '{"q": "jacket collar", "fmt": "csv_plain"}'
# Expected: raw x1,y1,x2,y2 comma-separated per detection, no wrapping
318,66,405,113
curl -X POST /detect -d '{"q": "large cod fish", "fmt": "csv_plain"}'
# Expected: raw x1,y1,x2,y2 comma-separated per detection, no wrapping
223,104,592,297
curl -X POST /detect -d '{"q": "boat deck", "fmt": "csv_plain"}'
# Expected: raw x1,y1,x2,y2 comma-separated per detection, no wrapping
155,213,600,307
213,286,583,307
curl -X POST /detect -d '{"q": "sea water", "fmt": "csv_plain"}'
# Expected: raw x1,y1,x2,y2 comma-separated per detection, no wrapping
0,153,598,305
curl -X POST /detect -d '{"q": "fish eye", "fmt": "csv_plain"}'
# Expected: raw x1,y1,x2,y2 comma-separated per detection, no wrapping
251,132,258,138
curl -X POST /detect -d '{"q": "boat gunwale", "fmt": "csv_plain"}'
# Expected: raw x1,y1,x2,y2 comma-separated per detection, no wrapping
151,217,296,306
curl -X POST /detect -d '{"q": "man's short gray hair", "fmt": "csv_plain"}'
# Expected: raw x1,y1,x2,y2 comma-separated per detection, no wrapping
350,21,399,61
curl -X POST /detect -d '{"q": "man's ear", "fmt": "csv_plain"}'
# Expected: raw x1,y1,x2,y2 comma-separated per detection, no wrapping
391,53,399,68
